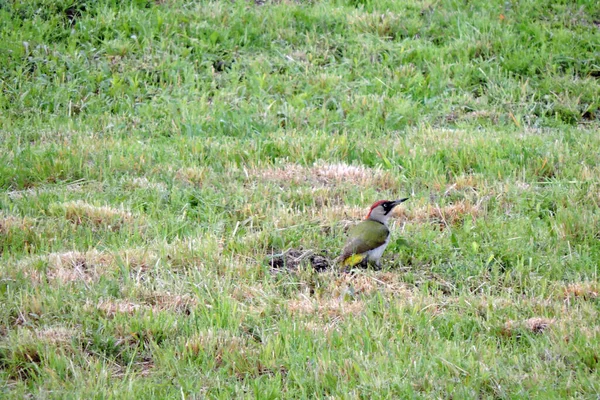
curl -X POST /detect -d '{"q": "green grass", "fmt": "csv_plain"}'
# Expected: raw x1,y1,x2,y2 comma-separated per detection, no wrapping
1,0,600,397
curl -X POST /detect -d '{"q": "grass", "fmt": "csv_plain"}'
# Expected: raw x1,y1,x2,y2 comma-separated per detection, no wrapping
1,0,600,397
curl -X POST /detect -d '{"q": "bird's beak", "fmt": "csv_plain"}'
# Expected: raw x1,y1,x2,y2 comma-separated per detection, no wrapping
391,198,409,207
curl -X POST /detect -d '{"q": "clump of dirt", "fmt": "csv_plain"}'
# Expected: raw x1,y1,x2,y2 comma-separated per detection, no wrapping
268,249,331,272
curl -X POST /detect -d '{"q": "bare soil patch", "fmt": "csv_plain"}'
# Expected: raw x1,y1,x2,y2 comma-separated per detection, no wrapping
268,249,332,272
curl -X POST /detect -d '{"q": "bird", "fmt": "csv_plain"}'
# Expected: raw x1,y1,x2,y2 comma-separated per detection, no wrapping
338,198,409,268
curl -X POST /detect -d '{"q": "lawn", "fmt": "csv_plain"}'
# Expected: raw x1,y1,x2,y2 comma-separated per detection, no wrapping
1,0,600,398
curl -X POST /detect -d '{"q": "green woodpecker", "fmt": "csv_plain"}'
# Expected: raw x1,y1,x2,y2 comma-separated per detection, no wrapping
339,198,409,268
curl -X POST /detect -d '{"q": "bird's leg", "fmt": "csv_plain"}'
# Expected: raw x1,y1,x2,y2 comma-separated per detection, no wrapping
359,258,369,269
372,259,383,271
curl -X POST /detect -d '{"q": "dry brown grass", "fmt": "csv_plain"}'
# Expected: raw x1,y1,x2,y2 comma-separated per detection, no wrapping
347,11,402,39
16,237,221,286
22,248,156,285
394,200,481,228
446,110,500,124
95,292,197,317
126,177,167,191
287,296,365,319
267,203,367,232
502,317,556,336
6,180,90,200
0,213,33,234
312,162,394,189
118,248,156,271
577,325,600,340
0,326,80,381
35,326,80,345
185,329,246,353
313,205,367,222
330,271,412,297
254,163,305,183
464,109,499,122
230,281,266,302
160,236,223,271
111,357,155,378
442,174,482,194
176,167,207,186
578,164,600,181
46,250,114,283
303,321,340,334
183,328,277,379
142,292,197,313
184,329,253,367
59,200,134,230
96,300,145,316
2,326,79,348
525,317,556,333
415,127,475,144
564,282,598,301
253,162,396,190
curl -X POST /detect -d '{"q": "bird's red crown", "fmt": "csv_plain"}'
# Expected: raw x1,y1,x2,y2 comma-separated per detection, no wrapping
366,200,389,219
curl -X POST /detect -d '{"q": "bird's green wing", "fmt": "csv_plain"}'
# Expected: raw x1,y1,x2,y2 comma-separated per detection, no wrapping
339,220,389,266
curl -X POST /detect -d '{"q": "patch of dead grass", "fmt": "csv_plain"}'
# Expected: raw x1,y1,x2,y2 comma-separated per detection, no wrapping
0,327,80,381
161,236,222,270
1,325,78,346
95,293,197,317
254,163,305,183
184,329,253,368
515,181,532,191
441,174,482,195
578,164,600,182
330,271,412,297
268,204,367,232
525,317,556,333
230,282,266,303
394,200,481,228
185,329,247,355
96,300,145,317
446,110,500,124
176,167,207,186
501,317,556,337
0,213,34,234
314,205,367,221
58,200,134,230
313,162,394,188
143,292,197,313
22,248,156,285
303,321,340,334
19,238,216,285
126,177,167,191
35,326,79,345
253,162,396,189
347,11,402,39
117,248,156,271
577,325,600,340
184,329,277,379
46,250,114,283
287,296,365,319
564,282,598,301
113,358,155,378
6,180,90,200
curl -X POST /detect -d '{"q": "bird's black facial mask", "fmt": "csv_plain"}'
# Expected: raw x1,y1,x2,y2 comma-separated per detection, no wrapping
383,198,409,215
